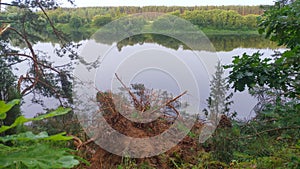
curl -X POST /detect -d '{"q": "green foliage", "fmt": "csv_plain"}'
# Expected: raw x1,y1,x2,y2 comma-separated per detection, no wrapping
181,9,258,30
152,14,195,33
2,5,267,45
0,100,80,169
3,6,49,44
216,1,300,168
0,100,20,120
29,110,82,136
243,14,259,29
258,0,300,49
69,16,83,29
225,0,300,98
0,144,79,169
92,14,112,27
0,107,71,133
0,61,21,135
93,16,146,44
57,13,71,24
117,157,139,169
26,6,264,41
1,3,75,105
225,50,299,98
224,52,275,91
227,87,300,167
0,131,72,142
185,151,229,168
0,62,17,101
2,1,299,168
204,61,236,119
232,141,300,168
1,1,83,168
200,62,238,164
115,151,229,169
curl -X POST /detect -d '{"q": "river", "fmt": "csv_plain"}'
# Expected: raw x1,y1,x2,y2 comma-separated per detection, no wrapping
13,34,284,120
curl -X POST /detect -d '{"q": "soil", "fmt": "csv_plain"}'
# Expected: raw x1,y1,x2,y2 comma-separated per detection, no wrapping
79,91,231,168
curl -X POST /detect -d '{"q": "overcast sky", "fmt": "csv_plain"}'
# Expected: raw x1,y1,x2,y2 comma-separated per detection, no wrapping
2,0,276,7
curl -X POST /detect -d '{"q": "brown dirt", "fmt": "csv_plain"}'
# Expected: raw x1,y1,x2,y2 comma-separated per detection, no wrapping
86,103,204,168
82,91,231,168
88,124,204,169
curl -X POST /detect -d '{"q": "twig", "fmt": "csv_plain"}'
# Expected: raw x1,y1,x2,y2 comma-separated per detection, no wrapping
0,23,10,35
238,126,300,139
20,76,63,105
77,138,95,150
167,103,181,118
37,2,66,45
149,90,187,114
114,73,141,110
3,52,34,60
0,3,21,7
97,91,117,115
8,25,40,96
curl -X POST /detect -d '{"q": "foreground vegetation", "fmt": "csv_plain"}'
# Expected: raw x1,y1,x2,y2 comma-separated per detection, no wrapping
0,0,299,168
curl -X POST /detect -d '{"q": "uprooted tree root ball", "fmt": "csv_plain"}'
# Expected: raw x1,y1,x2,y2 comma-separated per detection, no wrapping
90,92,204,168
78,82,231,168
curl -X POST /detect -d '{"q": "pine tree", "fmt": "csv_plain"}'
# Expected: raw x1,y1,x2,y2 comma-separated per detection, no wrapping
199,61,235,144
204,61,235,124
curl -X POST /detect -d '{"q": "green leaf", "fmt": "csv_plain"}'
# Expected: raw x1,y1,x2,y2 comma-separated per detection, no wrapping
30,107,72,121
0,113,5,120
0,131,48,142
44,132,73,141
0,116,29,133
0,107,72,134
245,71,254,77
0,131,73,142
0,144,79,168
0,99,20,120
0,144,12,152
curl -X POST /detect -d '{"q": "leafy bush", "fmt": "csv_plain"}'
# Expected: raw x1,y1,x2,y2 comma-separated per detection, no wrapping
92,14,112,27
223,1,300,167
0,99,80,168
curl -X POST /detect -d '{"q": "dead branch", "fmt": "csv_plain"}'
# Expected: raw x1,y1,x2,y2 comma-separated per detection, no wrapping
37,2,67,45
7,26,40,96
97,91,117,115
114,73,187,117
149,90,187,115
20,76,63,104
77,137,95,150
238,126,300,140
3,52,34,60
114,73,141,111
5,19,70,106
167,103,181,118
0,23,10,35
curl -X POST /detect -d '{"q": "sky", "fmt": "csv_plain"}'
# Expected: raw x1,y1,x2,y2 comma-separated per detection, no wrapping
2,0,276,7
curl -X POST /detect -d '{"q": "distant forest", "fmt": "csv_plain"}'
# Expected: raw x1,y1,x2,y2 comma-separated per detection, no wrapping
60,5,265,16
2,5,268,41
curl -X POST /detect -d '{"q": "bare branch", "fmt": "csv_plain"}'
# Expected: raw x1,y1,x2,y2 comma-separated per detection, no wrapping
36,2,67,45
237,126,300,140
114,73,141,110
149,90,187,115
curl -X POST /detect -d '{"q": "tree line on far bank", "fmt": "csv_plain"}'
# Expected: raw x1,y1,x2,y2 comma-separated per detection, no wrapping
1,5,265,39
47,6,262,31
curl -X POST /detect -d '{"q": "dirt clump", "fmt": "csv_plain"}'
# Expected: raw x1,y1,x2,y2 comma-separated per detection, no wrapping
85,91,205,168
88,117,203,169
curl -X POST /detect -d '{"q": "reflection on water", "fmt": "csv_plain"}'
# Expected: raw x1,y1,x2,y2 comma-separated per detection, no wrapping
95,33,279,52
17,34,284,120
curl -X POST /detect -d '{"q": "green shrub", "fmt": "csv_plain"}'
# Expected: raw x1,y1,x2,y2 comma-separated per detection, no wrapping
0,99,81,168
